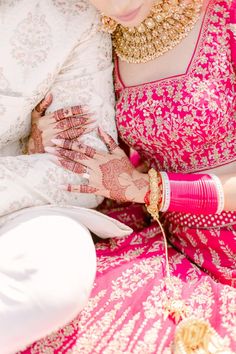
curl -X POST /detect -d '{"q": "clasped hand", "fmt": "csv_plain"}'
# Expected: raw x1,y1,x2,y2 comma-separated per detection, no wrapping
29,97,149,204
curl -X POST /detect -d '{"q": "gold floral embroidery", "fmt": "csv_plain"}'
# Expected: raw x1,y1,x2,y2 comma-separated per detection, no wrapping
18,240,236,354
220,286,236,338
229,23,236,38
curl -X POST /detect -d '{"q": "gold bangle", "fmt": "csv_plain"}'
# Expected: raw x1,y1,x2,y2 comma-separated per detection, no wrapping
146,168,161,221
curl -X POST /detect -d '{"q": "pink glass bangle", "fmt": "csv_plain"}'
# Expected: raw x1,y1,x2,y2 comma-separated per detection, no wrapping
159,172,171,212
161,172,224,215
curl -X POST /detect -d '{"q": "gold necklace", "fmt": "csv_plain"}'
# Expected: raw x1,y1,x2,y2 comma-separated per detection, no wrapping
112,0,203,64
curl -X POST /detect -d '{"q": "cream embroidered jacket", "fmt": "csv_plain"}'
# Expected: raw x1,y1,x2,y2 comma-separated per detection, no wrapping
0,0,116,220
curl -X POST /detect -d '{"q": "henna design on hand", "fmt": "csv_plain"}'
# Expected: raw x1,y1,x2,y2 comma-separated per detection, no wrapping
59,158,87,174
106,135,118,152
71,105,87,116
53,139,97,158
56,127,86,140
100,157,133,202
34,94,52,116
53,106,86,121
133,177,149,191
53,139,80,150
60,139,75,150
29,123,44,153
85,146,96,158
66,184,99,194
58,149,88,161
79,185,99,194
54,116,90,130
98,128,118,152
34,104,46,116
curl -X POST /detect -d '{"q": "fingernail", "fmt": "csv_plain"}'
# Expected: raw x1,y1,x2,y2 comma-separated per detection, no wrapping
45,92,53,101
82,173,90,179
51,138,63,145
47,154,59,164
45,146,57,153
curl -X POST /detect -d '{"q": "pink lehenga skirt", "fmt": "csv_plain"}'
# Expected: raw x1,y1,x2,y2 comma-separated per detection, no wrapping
20,203,236,353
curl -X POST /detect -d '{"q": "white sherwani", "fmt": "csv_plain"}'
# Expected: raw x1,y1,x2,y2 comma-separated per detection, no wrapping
0,1,131,353
0,0,117,217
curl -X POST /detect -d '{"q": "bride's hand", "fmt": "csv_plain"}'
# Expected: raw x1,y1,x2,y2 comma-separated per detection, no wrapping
45,128,149,204
27,94,94,154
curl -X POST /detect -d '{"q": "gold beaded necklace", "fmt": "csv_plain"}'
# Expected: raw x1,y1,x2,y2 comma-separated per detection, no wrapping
112,0,203,64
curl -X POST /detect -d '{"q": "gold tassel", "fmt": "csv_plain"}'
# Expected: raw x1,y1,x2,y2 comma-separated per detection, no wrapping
174,317,234,353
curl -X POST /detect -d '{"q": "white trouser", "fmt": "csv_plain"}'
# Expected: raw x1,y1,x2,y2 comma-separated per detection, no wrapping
0,210,96,354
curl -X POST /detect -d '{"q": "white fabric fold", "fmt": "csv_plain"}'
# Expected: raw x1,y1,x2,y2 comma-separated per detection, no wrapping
0,205,133,239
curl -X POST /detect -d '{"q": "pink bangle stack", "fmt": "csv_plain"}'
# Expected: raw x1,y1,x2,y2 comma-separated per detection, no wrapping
159,172,224,215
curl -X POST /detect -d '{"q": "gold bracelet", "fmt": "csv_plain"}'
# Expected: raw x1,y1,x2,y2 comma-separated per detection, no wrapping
146,168,161,221
146,168,171,277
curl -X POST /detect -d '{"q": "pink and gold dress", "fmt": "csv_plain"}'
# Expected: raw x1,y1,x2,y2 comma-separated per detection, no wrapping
21,0,236,352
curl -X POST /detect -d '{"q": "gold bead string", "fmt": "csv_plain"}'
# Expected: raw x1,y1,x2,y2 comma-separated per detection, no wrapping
146,168,189,324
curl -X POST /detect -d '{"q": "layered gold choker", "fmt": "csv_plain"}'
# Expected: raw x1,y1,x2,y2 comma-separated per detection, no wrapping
112,0,203,64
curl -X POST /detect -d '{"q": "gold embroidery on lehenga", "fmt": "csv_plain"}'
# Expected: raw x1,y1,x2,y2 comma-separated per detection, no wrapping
220,286,236,338
96,309,135,353
19,245,236,353
129,320,162,354
110,257,162,300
